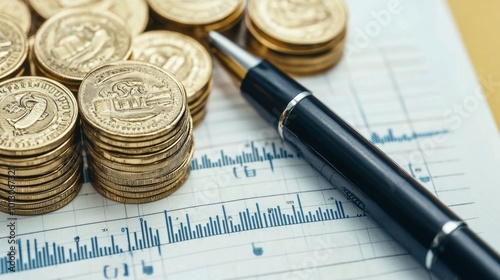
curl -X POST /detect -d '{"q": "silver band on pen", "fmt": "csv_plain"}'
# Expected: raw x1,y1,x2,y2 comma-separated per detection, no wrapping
278,91,312,140
425,220,466,270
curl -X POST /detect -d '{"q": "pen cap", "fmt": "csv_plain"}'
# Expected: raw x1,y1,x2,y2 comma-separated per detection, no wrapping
240,60,309,128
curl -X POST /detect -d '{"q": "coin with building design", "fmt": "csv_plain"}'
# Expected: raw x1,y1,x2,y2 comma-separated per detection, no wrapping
78,61,186,139
33,9,131,85
78,61,194,204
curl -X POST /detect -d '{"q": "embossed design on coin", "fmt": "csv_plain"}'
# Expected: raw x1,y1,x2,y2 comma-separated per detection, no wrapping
249,0,347,45
0,77,78,156
94,80,172,123
147,0,242,25
78,61,186,138
0,17,27,81
4,94,49,135
132,31,212,100
34,9,131,82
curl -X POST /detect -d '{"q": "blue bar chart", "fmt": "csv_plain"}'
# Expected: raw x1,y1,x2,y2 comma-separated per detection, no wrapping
165,194,351,243
190,141,298,171
370,129,449,144
0,192,357,275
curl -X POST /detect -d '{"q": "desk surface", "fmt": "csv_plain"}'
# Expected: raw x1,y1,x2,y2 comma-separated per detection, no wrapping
448,0,500,130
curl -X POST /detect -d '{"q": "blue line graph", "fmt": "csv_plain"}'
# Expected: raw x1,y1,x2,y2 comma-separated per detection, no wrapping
371,129,449,144
0,192,357,275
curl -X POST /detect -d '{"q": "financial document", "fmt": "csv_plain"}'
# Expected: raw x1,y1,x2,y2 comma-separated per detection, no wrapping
2,0,500,279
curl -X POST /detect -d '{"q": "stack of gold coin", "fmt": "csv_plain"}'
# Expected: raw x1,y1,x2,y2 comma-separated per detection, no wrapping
147,0,246,40
246,0,348,75
0,15,28,81
0,77,82,215
78,61,194,204
32,9,132,93
28,0,149,36
132,31,213,127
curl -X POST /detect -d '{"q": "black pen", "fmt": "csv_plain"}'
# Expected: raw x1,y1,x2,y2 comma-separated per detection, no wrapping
208,31,500,279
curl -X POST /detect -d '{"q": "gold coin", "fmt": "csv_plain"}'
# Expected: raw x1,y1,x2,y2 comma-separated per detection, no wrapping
80,106,189,148
0,133,77,167
0,177,82,215
78,61,187,140
192,108,207,128
85,135,192,172
0,148,81,187
106,0,149,35
0,16,28,81
132,31,213,104
147,0,243,26
0,157,82,193
248,0,347,47
0,77,79,156
28,0,87,19
29,0,149,35
245,14,346,55
0,142,80,176
0,171,82,209
198,0,246,34
81,117,188,155
88,144,192,188
87,139,193,180
188,81,212,113
247,30,346,75
0,163,82,200
0,0,31,35
91,168,189,204
34,9,131,83
32,56,81,86
91,167,189,199
190,99,208,117
190,78,213,105
86,117,192,165
151,0,246,39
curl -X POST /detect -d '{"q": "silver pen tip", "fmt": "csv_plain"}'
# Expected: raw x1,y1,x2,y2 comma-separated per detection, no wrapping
207,31,261,73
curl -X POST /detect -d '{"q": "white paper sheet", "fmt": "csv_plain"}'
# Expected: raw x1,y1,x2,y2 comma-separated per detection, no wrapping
1,0,499,279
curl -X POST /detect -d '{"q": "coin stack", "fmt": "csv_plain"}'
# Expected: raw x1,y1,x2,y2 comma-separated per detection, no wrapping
78,61,194,204
246,0,348,75
0,15,28,82
28,0,149,36
31,9,132,93
132,31,213,127
147,0,246,40
0,77,82,215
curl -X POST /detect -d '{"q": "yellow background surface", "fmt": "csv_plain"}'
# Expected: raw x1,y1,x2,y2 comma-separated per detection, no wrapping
448,0,500,130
